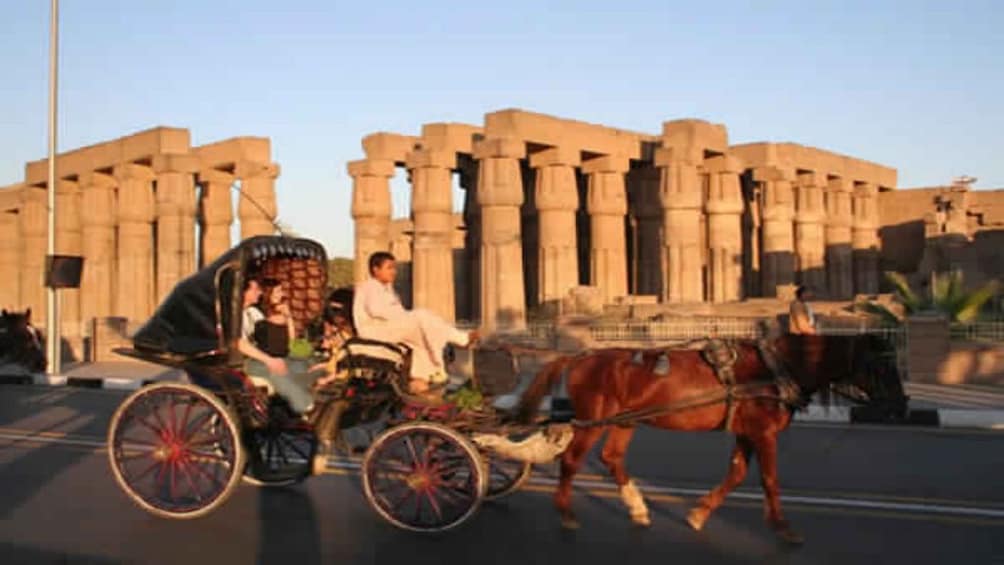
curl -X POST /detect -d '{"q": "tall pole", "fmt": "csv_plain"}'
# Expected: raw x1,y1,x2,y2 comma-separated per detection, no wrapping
46,0,60,375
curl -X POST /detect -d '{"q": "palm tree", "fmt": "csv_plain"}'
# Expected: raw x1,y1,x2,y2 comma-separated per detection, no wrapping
856,271,1000,324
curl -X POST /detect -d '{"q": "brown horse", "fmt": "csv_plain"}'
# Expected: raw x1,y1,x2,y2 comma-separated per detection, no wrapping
0,308,46,373
517,333,906,544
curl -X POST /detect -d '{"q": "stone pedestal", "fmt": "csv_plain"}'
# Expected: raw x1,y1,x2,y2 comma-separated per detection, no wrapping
349,159,394,284
795,172,827,293
198,169,235,267
852,182,880,294
756,167,795,297
79,172,117,331
825,177,854,299
630,168,663,296
705,156,743,303
18,187,47,320
583,156,629,305
655,149,703,303
905,315,950,383
407,149,456,321
114,164,156,321
0,210,20,308
237,161,280,239
55,180,83,358
153,155,199,303
530,148,579,308
474,138,526,331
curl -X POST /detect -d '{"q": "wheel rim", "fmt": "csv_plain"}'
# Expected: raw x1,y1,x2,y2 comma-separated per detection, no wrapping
484,454,531,499
110,386,240,515
244,422,317,484
364,425,483,532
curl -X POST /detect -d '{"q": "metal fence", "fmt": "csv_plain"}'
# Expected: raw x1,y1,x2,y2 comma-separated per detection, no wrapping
950,321,1004,342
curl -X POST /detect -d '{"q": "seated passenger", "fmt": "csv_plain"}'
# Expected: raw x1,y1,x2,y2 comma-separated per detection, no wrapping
353,251,479,398
237,277,317,416
311,306,355,389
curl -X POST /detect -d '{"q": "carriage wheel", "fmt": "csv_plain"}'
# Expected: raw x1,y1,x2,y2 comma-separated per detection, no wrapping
242,420,318,487
107,383,245,519
362,422,487,532
483,454,532,500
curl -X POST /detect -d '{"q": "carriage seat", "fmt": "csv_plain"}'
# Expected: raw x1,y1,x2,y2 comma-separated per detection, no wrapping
340,337,410,376
247,375,276,396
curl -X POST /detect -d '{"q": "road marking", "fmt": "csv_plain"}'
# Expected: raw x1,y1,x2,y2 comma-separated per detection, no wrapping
3,426,1003,523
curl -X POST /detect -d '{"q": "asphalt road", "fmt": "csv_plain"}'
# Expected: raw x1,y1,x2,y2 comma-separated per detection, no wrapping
0,384,1002,565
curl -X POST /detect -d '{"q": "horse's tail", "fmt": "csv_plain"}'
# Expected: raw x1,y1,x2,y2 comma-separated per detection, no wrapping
517,355,573,424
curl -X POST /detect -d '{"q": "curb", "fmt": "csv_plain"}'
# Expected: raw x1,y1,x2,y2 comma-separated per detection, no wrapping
3,373,1004,431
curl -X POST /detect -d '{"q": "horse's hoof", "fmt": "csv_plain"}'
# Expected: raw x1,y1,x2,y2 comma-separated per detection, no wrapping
560,515,581,530
776,527,805,546
686,507,709,531
631,514,651,528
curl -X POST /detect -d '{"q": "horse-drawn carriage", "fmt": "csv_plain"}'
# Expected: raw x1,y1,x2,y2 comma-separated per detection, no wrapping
107,236,565,532
107,235,907,541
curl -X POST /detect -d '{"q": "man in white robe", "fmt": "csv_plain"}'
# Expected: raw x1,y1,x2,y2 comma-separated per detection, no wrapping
353,252,478,393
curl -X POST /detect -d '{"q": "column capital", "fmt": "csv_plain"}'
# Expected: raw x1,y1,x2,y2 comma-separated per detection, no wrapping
56,179,80,195
79,171,117,189
473,137,525,160
405,149,456,171
703,154,742,175
197,168,235,185
827,176,853,193
152,153,200,175
653,146,701,167
853,181,878,197
752,166,795,183
529,147,580,168
347,159,395,178
581,155,630,175
234,160,280,180
797,170,827,188
113,163,155,183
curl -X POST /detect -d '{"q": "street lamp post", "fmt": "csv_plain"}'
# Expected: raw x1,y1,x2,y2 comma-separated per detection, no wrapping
46,0,61,375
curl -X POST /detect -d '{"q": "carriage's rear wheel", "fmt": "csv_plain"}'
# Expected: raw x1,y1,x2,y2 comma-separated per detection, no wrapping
242,421,318,487
107,383,245,519
483,454,532,500
362,422,487,532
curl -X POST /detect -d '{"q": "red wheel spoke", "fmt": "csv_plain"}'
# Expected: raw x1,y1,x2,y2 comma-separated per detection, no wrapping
424,489,444,521
167,393,179,437
129,458,163,483
181,410,216,441
185,450,231,464
169,459,178,502
185,435,227,449
117,436,162,449
177,397,195,442
177,457,204,503
403,436,421,468
188,456,227,489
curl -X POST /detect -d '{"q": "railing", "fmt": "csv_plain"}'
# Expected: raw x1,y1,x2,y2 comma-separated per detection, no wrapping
950,321,1004,343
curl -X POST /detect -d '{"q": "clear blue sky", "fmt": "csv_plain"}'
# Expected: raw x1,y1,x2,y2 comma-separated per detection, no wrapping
2,0,1001,259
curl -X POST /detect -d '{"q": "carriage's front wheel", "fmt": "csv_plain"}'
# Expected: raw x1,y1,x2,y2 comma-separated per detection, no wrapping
483,454,532,500
107,383,245,519
362,422,487,532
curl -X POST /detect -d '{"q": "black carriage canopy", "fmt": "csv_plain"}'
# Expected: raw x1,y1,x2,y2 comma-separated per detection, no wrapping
132,236,328,357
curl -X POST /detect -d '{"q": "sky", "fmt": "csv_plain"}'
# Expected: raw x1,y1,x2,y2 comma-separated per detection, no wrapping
2,0,1002,259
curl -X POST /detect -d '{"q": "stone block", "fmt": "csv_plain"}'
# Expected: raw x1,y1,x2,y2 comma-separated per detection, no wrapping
581,155,630,174
419,123,482,154
661,119,729,154
405,149,456,171
152,153,200,174
529,146,581,168
653,146,701,167
561,286,605,316
362,133,419,163
473,137,526,160
347,159,396,178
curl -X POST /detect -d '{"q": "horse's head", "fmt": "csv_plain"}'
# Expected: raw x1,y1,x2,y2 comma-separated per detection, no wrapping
0,308,45,372
772,333,908,416
838,333,908,416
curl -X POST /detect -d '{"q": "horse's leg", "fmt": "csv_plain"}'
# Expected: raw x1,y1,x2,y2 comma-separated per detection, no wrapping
751,432,804,545
599,425,650,527
555,425,606,530
686,436,752,531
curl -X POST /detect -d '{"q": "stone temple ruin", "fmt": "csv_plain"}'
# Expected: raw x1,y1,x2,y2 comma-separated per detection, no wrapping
0,127,279,359
350,109,905,329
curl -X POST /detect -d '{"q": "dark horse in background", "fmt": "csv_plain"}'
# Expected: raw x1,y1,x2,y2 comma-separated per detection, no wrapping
517,333,906,544
0,308,46,373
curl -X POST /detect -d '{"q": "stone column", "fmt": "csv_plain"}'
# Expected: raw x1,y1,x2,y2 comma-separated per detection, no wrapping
795,172,827,293
852,182,880,294
756,167,796,297
583,156,630,305
349,159,394,283
459,161,480,321
237,162,280,239
55,180,83,357
704,156,744,303
654,148,703,303
114,164,156,321
19,187,47,320
474,138,526,331
0,210,20,308
825,177,854,299
529,147,579,309
153,155,199,303
631,168,663,296
406,149,456,321
79,172,117,328
197,169,235,266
